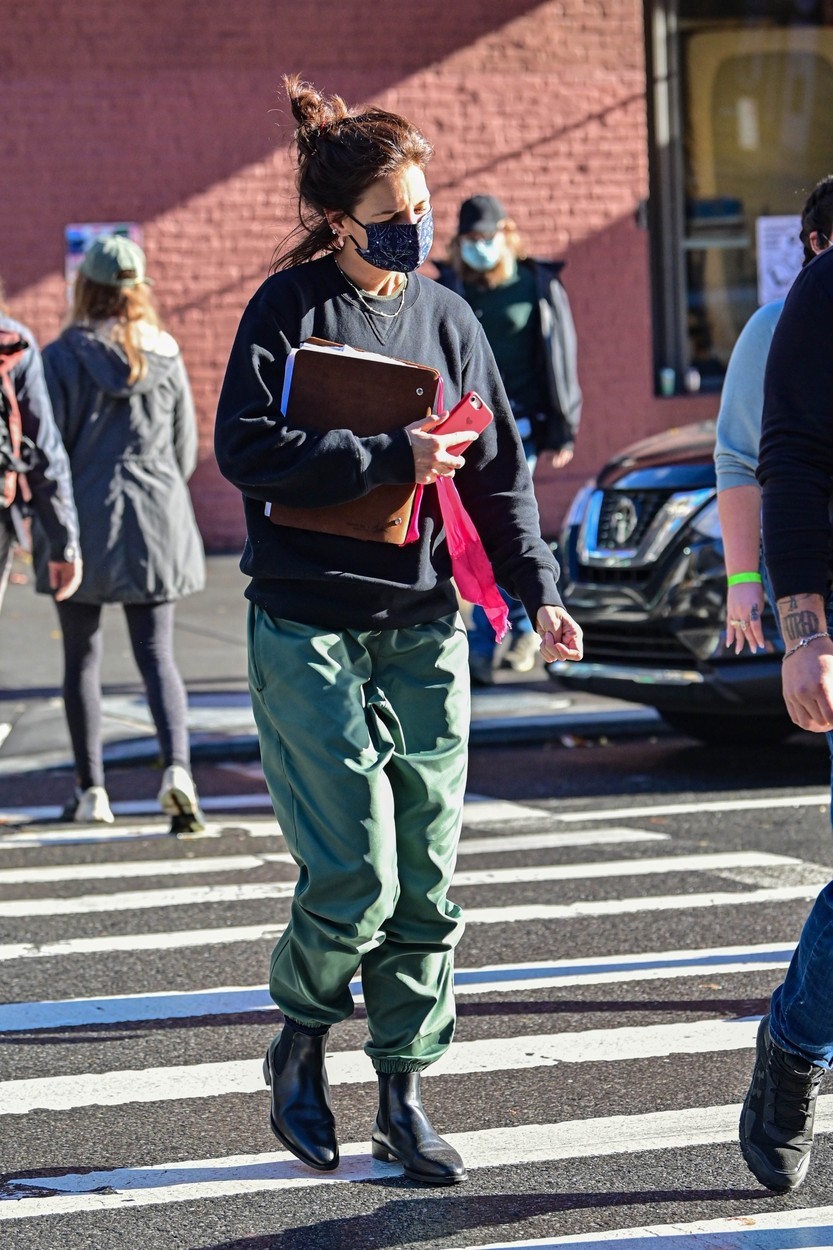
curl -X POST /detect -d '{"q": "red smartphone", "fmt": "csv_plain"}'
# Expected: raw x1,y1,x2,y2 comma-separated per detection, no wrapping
437,391,494,453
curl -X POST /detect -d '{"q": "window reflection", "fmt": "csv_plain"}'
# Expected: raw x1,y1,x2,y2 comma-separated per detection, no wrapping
679,1,833,387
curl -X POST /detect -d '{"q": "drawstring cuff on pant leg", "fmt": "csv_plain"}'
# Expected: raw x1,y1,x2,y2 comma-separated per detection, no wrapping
373,1058,430,1074
284,1015,330,1037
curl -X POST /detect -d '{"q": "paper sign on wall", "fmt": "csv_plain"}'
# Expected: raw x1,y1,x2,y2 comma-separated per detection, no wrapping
756,215,803,305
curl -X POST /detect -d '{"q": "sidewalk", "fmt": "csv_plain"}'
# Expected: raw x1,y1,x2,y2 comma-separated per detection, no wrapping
0,552,659,786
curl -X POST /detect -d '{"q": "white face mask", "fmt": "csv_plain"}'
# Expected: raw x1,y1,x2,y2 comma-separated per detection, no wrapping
460,235,503,272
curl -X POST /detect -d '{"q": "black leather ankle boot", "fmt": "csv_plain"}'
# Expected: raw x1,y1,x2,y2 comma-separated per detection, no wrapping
371,1071,467,1185
262,1024,338,1171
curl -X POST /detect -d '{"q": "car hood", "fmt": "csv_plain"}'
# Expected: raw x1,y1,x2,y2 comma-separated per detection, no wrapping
597,420,716,490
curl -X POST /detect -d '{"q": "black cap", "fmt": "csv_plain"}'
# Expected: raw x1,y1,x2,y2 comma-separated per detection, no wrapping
457,194,507,235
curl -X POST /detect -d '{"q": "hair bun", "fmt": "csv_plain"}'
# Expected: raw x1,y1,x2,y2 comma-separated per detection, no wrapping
284,73,348,150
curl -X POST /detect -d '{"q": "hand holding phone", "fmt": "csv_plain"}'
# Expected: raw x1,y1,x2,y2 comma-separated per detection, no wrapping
436,391,494,454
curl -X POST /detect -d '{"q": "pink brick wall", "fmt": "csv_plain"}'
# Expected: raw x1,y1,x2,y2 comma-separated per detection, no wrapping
3,0,716,550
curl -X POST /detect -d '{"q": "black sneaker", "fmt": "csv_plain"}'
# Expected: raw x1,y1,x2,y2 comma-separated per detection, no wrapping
739,1014,825,1192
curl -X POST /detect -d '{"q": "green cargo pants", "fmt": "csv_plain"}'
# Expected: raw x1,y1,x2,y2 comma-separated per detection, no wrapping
248,604,470,1072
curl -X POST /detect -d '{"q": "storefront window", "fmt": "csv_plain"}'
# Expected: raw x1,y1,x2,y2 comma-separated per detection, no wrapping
648,0,833,393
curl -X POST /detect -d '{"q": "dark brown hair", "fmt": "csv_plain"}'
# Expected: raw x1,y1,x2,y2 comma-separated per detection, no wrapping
272,74,434,272
800,175,833,265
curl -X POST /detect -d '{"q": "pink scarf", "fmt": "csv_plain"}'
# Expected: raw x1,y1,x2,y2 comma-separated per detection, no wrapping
405,378,510,642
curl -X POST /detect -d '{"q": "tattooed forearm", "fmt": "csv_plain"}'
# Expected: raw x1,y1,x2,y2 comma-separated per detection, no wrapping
777,593,826,640
783,610,822,640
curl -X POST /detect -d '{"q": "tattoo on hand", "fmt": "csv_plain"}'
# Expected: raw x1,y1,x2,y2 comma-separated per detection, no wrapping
783,610,822,640
750,605,760,621
788,597,798,611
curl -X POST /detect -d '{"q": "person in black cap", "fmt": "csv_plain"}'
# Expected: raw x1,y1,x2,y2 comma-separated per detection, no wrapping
436,194,582,684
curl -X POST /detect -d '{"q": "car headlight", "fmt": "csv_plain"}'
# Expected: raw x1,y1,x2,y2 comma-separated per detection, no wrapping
676,626,726,661
689,497,722,541
562,483,594,532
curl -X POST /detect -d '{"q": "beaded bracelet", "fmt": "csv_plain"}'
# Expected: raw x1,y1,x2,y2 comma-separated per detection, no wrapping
782,632,831,661
727,571,763,586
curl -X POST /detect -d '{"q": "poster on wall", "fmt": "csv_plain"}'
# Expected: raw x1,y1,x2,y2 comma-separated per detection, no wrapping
756,215,803,306
64,222,143,293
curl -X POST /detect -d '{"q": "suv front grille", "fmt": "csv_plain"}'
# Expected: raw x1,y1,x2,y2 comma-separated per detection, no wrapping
595,489,670,551
573,564,652,586
578,622,694,664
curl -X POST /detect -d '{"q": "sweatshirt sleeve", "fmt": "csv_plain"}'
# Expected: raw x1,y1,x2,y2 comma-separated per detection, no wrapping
758,256,833,601
214,292,415,507
714,301,781,494
453,325,563,618
542,272,582,450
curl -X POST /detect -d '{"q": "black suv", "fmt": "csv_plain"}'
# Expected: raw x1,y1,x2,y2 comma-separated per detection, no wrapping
550,420,792,744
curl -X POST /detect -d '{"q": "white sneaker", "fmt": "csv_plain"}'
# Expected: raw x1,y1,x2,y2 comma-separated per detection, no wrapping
158,764,206,835
504,631,541,673
65,786,115,824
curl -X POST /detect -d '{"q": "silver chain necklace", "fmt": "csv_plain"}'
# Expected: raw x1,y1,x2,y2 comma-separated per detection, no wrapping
338,266,409,319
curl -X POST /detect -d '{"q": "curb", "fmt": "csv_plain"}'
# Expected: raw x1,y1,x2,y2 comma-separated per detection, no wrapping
8,706,663,775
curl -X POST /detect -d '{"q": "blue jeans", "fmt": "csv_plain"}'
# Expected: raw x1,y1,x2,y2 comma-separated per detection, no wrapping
766,592,833,1067
769,882,833,1068
468,592,532,659
467,438,537,660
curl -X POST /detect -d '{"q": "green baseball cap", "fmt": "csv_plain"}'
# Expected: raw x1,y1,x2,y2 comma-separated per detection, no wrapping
80,235,150,288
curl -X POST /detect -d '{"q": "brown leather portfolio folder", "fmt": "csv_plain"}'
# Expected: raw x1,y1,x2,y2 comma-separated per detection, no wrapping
265,340,440,544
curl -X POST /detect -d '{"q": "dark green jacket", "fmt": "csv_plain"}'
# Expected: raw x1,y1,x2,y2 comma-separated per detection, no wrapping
435,258,582,454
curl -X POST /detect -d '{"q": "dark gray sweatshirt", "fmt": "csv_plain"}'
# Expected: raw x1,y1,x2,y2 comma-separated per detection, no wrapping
41,324,204,603
215,255,562,631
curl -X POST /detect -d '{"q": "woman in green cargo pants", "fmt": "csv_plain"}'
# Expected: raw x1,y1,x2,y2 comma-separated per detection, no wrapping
214,75,582,1185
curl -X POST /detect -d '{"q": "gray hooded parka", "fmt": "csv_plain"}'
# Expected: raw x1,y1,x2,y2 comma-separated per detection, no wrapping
38,324,205,604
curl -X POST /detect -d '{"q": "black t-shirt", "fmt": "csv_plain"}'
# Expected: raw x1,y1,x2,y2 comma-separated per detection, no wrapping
463,262,548,418
214,255,562,630
759,246,833,601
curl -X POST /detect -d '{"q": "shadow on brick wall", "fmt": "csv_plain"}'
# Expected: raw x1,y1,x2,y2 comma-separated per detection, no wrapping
3,0,548,298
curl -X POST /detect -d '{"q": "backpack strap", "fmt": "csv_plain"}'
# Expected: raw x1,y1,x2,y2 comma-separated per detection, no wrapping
0,332,32,507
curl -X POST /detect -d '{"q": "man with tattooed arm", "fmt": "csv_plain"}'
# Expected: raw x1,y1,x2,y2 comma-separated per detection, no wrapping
737,242,833,1193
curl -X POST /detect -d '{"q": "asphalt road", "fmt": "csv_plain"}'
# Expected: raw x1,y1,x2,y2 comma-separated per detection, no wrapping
2,728,833,1249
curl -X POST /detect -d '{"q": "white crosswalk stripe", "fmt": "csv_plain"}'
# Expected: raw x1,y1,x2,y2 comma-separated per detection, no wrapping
0,846,794,890
0,854,269,885
0,942,799,1025
3,1103,833,1221
463,883,826,924
5,851,823,919
0,795,549,839
2,788,831,1244
1,1017,766,1115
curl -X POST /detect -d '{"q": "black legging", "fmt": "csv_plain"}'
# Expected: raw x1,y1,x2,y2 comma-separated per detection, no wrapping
56,599,190,789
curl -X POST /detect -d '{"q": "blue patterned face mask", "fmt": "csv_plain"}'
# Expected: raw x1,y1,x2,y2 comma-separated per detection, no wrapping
460,235,503,272
347,207,434,272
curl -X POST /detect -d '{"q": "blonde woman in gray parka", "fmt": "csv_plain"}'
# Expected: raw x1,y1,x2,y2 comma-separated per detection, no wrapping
40,235,205,831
